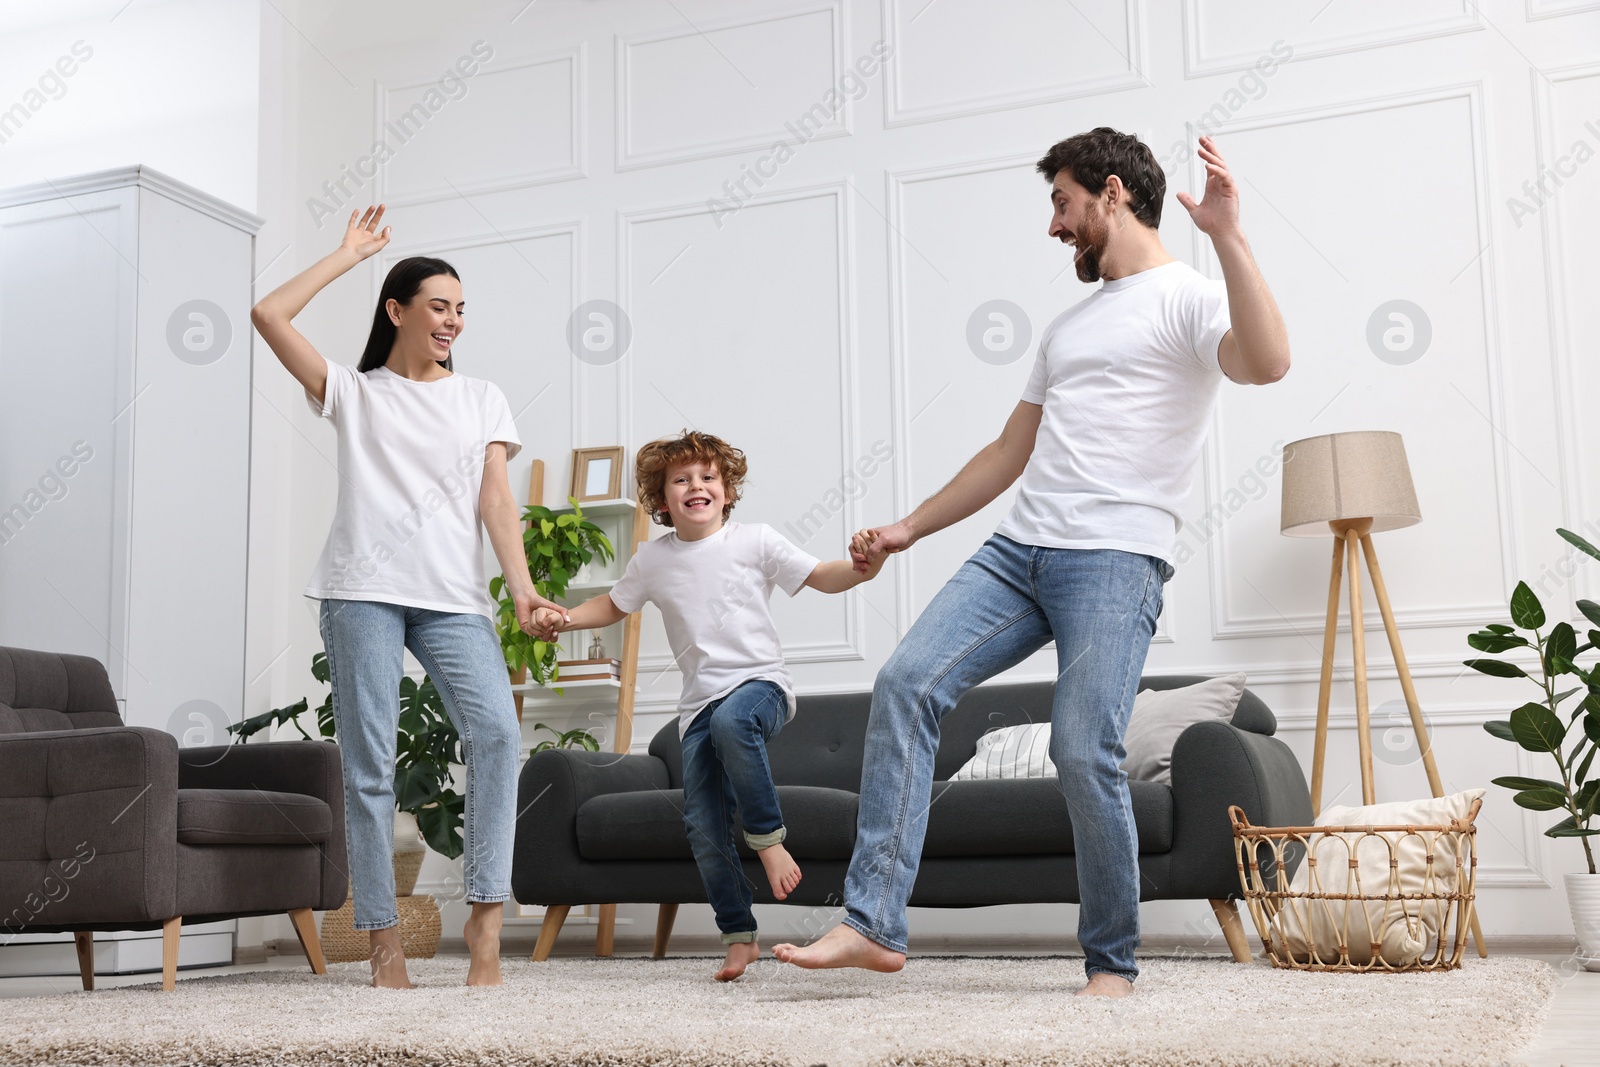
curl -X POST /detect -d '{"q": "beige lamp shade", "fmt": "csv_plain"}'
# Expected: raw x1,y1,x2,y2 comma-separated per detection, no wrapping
1280,431,1421,537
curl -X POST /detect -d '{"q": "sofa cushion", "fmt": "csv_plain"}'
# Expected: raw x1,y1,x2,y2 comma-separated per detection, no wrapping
576,785,859,861
176,788,332,846
921,778,1173,857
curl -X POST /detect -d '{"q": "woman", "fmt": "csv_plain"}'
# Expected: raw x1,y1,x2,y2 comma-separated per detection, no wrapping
252,205,564,987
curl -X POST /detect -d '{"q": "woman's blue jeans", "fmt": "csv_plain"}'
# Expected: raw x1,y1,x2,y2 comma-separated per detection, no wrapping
841,536,1171,981
680,679,789,945
319,598,520,930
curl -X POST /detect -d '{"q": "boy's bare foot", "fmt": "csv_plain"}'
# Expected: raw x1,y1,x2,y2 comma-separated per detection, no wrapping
1076,972,1134,998
368,927,413,989
757,842,802,900
715,940,760,981
771,924,905,972
463,903,504,986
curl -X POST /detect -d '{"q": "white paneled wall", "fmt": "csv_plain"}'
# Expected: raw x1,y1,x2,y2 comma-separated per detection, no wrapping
239,0,1598,944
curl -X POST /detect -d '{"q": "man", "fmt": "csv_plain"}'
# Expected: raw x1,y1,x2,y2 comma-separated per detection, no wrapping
773,130,1289,996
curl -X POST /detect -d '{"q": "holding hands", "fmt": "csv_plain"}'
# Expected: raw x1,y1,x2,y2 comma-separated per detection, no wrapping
850,522,910,575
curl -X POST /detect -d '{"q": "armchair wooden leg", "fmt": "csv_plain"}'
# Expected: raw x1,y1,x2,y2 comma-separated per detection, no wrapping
73,932,93,991
1209,898,1253,963
531,905,570,962
288,908,327,975
161,916,182,991
653,904,679,959
595,904,616,957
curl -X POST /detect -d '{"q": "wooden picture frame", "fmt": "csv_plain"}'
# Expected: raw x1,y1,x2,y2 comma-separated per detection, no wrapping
570,446,624,502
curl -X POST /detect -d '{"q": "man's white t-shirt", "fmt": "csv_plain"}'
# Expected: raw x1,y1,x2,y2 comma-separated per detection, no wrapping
995,260,1231,567
303,359,522,618
608,521,820,735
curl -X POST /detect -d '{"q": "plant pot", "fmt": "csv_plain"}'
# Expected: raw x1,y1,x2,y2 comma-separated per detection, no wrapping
393,810,426,897
319,888,441,963
1567,872,1600,971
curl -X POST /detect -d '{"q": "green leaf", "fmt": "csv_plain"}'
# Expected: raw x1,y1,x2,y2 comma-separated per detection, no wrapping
1549,827,1600,838
1558,527,1600,564
1469,632,1531,653
1484,719,1516,742
1491,775,1567,792
394,764,442,811
1510,701,1567,753
311,652,330,685
415,794,464,860
1587,711,1600,744
1511,581,1546,630
1513,787,1570,811
1576,746,1596,788
1579,779,1600,820
1465,658,1529,679
1547,622,1578,675
1485,623,1516,634
1578,600,1600,629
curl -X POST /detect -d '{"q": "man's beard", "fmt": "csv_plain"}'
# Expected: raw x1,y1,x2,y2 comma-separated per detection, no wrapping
1072,207,1110,283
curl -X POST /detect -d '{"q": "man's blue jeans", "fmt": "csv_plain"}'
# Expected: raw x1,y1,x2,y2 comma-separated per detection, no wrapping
319,598,520,930
842,536,1171,981
680,679,789,945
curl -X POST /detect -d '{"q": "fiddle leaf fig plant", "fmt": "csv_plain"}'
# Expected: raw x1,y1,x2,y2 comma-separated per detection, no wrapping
227,653,467,860
489,497,615,688
1468,527,1600,875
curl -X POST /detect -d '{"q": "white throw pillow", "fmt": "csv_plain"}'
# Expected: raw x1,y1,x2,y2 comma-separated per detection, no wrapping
1271,788,1484,966
948,674,1248,783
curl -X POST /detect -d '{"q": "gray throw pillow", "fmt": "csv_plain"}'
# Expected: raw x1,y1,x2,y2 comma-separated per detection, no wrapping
1120,673,1248,784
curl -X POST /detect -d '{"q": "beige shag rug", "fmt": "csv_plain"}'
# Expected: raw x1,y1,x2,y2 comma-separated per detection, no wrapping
1,955,1556,1067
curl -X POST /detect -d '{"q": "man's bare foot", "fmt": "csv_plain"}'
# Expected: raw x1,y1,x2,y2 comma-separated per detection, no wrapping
756,842,802,900
771,924,905,972
463,903,504,986
1076,972,1134,998
715,940,760,981
368,927,413,989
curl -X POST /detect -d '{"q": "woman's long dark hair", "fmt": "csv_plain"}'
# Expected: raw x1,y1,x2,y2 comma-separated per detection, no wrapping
358,256,461,372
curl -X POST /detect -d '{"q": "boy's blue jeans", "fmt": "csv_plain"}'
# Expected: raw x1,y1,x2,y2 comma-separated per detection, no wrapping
841,536,1171,981
319,598,520,930
680,679,789,945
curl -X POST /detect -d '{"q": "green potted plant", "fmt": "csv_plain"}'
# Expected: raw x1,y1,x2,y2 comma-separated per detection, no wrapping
488,497,614,689
1466,527,1600,968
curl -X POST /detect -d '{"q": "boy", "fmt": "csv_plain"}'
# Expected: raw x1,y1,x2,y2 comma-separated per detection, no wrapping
545,430,884,980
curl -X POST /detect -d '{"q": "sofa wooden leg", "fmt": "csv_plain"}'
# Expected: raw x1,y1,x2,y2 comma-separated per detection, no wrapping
288,908,327,975
595,904,616,958
73,931,94,991
1209,898,1252,963
653,903,679,959
532,905,570,962
161,916,182,991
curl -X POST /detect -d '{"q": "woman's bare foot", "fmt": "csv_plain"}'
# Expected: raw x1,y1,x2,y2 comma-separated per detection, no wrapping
757,843,802,900
715,940,760,981
771,924,905,972
1077,972,1133,998
368,927,413,989
463,902,504,986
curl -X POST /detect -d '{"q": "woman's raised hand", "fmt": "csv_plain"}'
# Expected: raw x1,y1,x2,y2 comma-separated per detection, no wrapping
340,205,392,260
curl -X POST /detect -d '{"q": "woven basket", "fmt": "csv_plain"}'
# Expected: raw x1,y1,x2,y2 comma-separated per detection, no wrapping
320,891,441,964
1229,798,1480,973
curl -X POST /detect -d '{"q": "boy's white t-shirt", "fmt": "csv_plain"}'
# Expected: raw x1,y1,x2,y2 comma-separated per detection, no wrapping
995,260,1231,567
303,359,522,618
608,521,820,735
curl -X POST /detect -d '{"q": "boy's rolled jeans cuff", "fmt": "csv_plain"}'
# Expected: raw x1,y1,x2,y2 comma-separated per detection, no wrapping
720,930,758,945
744,826,786,850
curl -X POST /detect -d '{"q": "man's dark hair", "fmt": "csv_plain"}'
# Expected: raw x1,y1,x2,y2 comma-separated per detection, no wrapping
1036,127,1165,229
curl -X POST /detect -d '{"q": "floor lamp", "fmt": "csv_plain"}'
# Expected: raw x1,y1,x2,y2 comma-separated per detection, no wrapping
1280,430,1486,957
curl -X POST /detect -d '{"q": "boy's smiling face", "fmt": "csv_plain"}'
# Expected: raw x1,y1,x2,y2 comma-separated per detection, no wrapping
662,458,726,539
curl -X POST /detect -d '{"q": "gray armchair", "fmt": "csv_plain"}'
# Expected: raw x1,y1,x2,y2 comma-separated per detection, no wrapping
0,646,346,990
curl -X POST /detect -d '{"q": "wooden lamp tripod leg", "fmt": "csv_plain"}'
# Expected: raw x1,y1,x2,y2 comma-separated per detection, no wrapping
1347,530,1377,806
1360,533,1488,958
1311,534,1345,817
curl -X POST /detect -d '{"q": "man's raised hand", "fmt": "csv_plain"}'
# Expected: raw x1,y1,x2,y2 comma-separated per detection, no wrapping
1175,136,1240,239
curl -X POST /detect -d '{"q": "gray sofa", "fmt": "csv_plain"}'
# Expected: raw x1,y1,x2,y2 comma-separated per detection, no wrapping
513,674,1311,961
0,646,347,989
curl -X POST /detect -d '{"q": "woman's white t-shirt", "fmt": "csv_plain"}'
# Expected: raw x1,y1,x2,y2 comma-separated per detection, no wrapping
995,261,1231,567
607,521,820,735
303,359,521,618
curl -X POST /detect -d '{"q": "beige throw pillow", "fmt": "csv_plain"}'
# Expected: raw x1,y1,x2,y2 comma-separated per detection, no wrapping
1271,788,1484,966
948,674,1248,783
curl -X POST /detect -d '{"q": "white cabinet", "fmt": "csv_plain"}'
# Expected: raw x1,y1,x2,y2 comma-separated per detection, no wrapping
0,166,259,976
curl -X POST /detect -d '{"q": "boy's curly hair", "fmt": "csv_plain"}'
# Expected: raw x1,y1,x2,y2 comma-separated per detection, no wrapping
635,430,748,528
